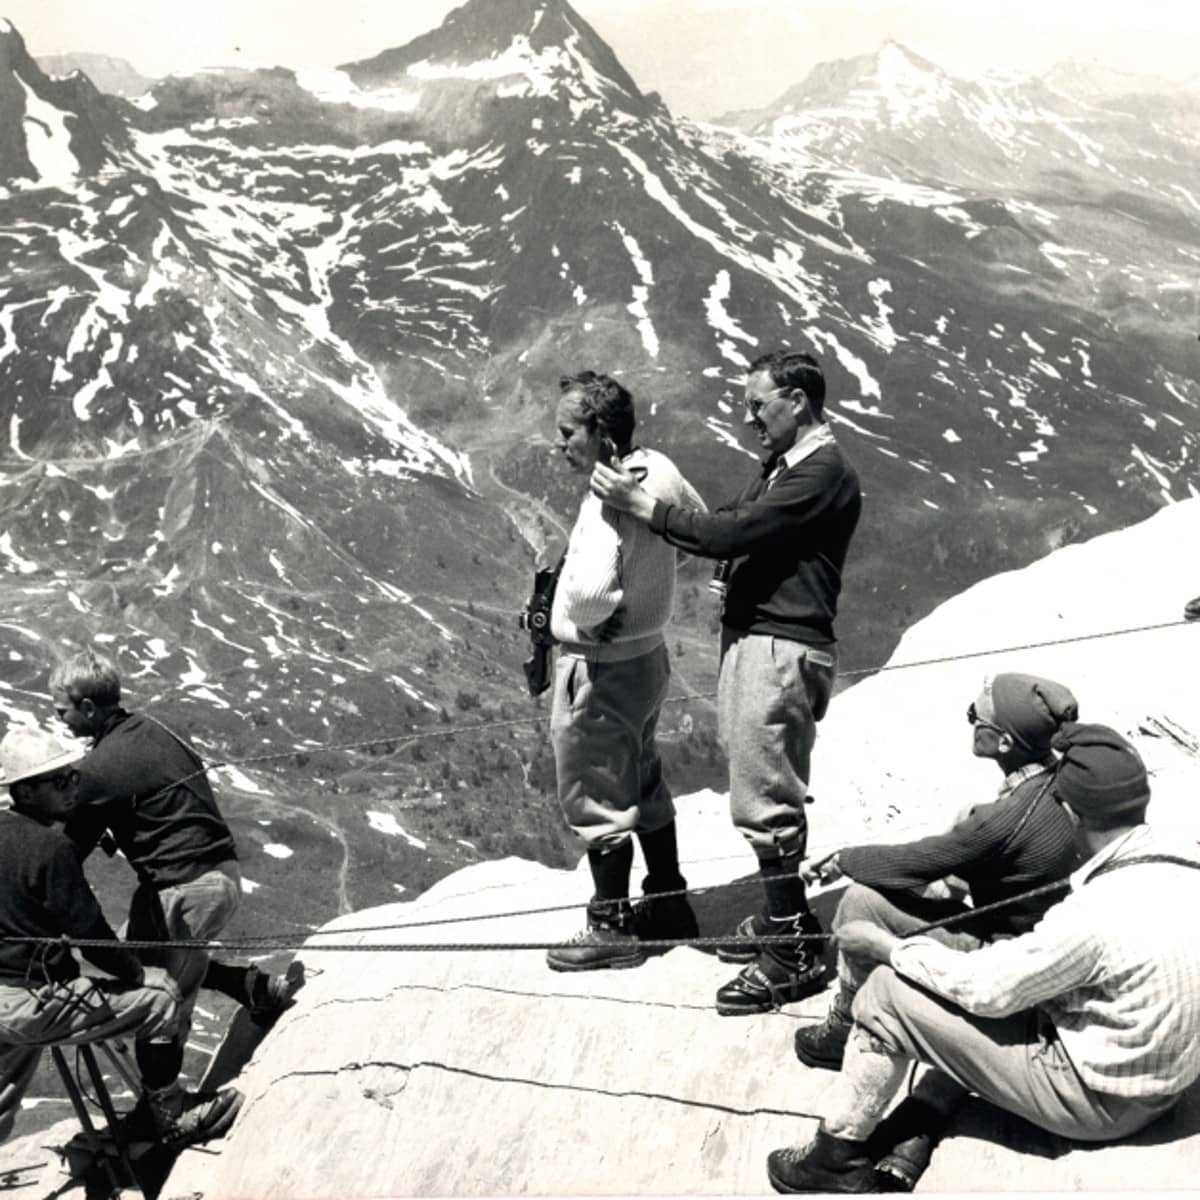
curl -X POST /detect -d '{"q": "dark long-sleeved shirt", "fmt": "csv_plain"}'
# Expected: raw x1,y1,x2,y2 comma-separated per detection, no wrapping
648,436,861,645
0,809,142,984
839,765,1079,936
65,709,237,888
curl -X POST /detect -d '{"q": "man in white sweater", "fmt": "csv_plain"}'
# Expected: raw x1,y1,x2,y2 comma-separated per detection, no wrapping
545,371,706,971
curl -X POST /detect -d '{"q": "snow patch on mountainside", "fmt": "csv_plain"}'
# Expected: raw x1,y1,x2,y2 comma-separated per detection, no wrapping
15,76,80,189
296,69,421,112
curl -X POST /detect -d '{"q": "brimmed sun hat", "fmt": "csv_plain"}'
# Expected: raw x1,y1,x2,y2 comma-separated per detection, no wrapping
0,727,86,787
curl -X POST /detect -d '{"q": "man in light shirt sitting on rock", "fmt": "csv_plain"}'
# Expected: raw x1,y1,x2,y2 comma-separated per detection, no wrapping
544,370,705,971
766,723,1200,1194
792,672,1082,1084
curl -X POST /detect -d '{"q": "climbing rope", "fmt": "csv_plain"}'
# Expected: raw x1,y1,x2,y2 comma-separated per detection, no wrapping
0,871,1099,955
139,615,1200,798
3,613,1191,955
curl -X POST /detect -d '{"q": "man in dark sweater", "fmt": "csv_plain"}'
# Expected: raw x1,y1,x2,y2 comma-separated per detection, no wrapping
48,649,298,1141
790,671,1081,1183
0,726,236,1147
591,349,862,1014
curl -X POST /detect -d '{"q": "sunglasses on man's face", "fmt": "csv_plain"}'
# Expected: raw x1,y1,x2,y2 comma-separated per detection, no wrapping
41,769,80,790
966,703,1006,735
743,387,793,418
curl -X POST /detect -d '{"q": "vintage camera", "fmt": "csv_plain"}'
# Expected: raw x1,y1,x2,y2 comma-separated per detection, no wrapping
519,562,561,696
708,558,733,604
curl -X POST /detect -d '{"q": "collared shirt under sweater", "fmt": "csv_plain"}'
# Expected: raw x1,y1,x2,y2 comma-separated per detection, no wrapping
648,424,861,646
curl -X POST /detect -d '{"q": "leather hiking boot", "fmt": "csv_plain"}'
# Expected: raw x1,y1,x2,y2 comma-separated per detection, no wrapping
716,911,772,963
719,909,827,965
546,898,645,972
148,1086,243,1150
767,1126,880,1194
715,913,827,1015
633,875,698,944
716,945,827,1015
794,1007,853,1070
864,1098,951,1192
247,959,306,1026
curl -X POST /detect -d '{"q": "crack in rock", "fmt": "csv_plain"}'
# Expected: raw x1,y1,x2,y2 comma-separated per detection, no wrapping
244,1059,817,1122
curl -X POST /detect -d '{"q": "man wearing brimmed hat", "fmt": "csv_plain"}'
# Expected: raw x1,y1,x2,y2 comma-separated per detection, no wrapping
792,673,1080,1087
0,727,184,1143
766,722,1200,1195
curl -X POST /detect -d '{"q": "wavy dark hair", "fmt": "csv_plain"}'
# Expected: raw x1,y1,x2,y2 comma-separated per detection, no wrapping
748,350,825,419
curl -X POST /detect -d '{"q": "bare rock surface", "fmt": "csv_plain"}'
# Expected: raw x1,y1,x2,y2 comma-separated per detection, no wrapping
2,500,1198,1196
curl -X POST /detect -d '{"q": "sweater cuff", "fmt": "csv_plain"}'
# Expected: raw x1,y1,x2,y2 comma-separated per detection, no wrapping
835,845,871,880
649,500,670,534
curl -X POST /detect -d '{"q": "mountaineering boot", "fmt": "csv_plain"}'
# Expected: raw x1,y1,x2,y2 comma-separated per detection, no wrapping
145,1083,244,1150
715,910,827,1015
546,897,645,972
793,1005,854,1070
716,910,773,964
719,902,830,965
632,873,699,944
767,1125,880,1194
246,959,307,1026
863,1097,953,1192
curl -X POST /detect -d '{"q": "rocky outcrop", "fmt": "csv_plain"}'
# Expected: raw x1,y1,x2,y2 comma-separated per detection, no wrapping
0,501,1197,1195
157,498,1200,1197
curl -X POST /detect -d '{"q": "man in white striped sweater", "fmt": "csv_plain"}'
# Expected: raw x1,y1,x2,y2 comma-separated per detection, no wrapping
545,371,706,971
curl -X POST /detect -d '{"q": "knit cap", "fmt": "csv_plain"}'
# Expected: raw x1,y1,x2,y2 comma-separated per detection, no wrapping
989,673,1079,752
1051,722,1150,828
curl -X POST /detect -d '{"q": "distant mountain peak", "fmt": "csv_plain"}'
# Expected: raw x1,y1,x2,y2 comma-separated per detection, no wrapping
0,19,130,190
338,0,643,112
876,39,939,69
0,15,31,63
434,0,581,50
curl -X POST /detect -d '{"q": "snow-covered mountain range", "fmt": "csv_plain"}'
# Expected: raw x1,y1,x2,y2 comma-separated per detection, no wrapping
1,0,1198,926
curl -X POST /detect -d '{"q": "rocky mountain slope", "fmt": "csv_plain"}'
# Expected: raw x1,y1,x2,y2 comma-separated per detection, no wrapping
716,40,1200,340
1,1,1198,959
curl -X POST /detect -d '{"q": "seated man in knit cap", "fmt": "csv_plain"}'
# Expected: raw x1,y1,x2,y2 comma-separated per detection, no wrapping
0,727,233,1149
792,672,1081,1083
767,723,1200,1195
544,371,705,970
